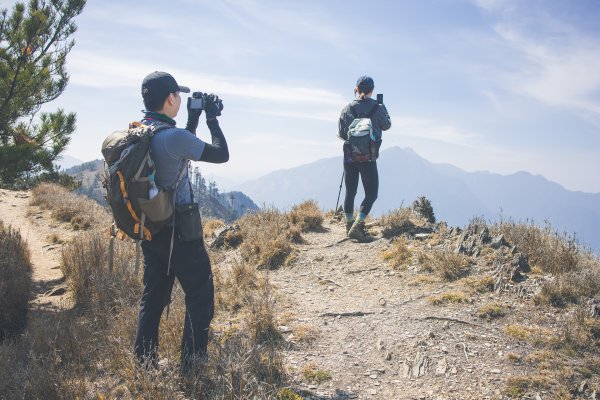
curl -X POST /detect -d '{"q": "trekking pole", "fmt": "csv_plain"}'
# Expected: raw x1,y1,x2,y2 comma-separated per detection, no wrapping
335,171,345,214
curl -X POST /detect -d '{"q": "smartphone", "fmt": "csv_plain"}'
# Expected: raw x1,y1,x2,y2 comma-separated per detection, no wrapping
377,94,383,105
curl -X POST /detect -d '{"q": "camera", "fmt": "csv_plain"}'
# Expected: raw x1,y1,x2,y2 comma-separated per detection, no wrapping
189,91,204,110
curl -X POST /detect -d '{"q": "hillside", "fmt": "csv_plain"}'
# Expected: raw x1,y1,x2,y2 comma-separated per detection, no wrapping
235,147,600,251
2,185,599,399
65,160,259,221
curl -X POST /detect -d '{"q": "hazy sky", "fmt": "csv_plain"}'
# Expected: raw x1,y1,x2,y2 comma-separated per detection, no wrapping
4,0,599,192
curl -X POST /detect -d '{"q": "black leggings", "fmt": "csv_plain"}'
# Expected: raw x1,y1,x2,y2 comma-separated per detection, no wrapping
344,161,379,215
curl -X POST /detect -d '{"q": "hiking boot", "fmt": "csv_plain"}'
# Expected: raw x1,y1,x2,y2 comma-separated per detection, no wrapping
348,221,374,243
345,221,354,235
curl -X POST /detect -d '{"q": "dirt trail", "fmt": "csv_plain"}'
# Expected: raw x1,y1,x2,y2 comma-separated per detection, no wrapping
269,220,526,400
0,189,72,310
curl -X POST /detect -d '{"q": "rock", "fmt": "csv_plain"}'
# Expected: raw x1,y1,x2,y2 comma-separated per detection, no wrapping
379,298,387,306
442,321,450,330
591,390,598,400
511,252,530,281
210,224,240,248
411,352,429,378
385,352,392,361
490,369,501,374
435,358,448,376
441,345,448,353
490,234,507,249
377,339,385,351
578,380,588,393
278,325,292,334
327,286,335,292
400,362,411,379
414,233,432,240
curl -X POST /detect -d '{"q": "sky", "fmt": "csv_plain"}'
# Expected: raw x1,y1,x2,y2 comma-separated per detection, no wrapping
2,0,599,192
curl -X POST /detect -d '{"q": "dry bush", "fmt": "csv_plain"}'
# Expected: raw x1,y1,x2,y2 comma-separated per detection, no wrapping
380,208,416,238
421,250,471,281
557,307,600,352
535,260,600,308
0,226,32,340
287,200,324,232
495,221,580,275
203,218,225,239
31,183,110,230
239,208,295,269
382,238,412,269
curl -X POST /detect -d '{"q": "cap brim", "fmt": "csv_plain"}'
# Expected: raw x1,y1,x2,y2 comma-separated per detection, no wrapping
178,85,190,93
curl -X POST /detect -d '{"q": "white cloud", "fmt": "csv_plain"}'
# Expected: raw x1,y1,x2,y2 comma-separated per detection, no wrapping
391,115,479,146
67,51,346,106
471,1,600,124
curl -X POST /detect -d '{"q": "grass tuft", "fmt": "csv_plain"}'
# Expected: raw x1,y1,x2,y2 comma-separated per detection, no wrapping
478,302,505,320
382,238,412,269
429,291,471,305
287,200,324,232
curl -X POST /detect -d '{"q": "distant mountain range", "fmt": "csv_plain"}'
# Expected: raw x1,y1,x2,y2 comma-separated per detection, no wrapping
235,147,600,251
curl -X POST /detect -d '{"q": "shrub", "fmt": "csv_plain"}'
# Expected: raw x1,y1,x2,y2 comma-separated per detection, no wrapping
0,226,32,341
412,196,435,223
287,200,323,232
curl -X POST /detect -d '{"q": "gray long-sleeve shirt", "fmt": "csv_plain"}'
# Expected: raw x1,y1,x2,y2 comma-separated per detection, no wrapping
338,97,392,141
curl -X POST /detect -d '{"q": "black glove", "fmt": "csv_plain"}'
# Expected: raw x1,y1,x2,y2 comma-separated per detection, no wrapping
185,97,203,134
204,93,223,121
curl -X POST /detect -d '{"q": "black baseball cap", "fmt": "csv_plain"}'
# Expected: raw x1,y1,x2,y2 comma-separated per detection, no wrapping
141,71,190,105
356,75,375,93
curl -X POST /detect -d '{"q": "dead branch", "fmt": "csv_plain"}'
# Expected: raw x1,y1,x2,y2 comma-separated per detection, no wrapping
319,311,375,317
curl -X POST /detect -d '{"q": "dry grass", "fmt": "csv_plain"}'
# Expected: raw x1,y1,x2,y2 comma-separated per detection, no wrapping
477,302,505,320
420,250,471,281
494,221,580,275
0,188,289,399
382,238,412,269
292,324,319,344
203,218,225,239
379,208,418,238
463,274,495,293
428,291,471,305
30,183,110,230
0,225,32,341
287,200,324,233
238,208,296,270
301,363,332,384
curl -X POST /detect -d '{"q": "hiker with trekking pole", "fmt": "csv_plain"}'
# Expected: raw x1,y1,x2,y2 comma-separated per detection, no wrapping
337,76,391,242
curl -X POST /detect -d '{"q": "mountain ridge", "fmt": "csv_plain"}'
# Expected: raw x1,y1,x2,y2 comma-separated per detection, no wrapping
235,146,600,251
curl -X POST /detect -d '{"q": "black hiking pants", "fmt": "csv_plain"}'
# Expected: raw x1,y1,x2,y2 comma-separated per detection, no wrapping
344,161,379,216
135,226,214,373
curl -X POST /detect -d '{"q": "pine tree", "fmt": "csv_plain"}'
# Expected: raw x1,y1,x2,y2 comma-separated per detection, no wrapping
0,0,86,186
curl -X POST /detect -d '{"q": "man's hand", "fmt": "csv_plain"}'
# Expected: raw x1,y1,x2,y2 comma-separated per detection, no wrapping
186,97,203,134
204,93,223,121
